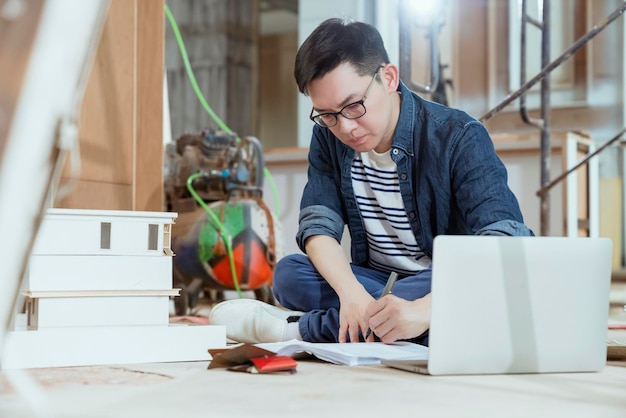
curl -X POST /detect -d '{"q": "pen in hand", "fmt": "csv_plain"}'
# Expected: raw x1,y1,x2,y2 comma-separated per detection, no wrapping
364,271,398,341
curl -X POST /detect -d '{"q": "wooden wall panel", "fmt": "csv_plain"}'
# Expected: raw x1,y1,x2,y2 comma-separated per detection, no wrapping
57,0,164,212
600,177,623,270
136,0,165,211
259,33,298,150
64,0,134,186
52,180,133,211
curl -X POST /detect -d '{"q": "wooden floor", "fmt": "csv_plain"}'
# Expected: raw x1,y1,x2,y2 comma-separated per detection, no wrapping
2,289,626,417
1,356,626,418
1,328,625,418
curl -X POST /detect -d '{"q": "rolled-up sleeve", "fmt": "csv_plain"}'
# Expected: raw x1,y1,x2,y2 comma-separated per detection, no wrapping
296,127,348,253
450,121,533,235
296,205,346,253
476,219,535,236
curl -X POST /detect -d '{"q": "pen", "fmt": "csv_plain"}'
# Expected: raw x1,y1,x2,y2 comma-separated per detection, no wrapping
364,271,398,340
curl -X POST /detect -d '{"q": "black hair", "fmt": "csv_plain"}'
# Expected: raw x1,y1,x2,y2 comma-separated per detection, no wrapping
294,18,390,95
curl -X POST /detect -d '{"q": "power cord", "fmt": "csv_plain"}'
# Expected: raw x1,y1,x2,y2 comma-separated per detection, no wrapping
165,4,281,296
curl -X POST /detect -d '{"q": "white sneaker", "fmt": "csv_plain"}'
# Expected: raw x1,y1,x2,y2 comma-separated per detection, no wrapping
208,299,303,344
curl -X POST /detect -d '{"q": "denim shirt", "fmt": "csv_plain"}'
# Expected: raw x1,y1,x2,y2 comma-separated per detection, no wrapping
296,81,534,266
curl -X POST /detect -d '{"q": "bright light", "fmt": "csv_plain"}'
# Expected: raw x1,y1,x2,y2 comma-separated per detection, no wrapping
405,0,445,26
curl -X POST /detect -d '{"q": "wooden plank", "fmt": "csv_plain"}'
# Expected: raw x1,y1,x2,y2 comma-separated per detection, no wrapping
135,0,165,211
576,144,589,237
54,180,133,210
560,132,594,237
56,0,166,211
600,177,623,271
62,0,135,186
259,33,298,150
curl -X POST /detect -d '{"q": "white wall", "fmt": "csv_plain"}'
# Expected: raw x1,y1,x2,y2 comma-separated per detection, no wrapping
263,156,309,256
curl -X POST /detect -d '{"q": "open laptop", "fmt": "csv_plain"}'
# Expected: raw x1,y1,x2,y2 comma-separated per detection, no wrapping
383,235,613,375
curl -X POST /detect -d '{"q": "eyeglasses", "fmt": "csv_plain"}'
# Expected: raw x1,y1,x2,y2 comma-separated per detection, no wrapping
309,66,384,128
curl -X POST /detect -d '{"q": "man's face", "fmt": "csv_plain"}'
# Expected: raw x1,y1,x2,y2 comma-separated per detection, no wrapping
307,63,399,154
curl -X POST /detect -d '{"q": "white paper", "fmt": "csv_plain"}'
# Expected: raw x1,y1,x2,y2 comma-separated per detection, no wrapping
256,339,430,366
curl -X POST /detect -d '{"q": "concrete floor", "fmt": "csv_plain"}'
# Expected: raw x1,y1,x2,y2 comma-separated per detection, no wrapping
1,297,625,418
2,355,626,418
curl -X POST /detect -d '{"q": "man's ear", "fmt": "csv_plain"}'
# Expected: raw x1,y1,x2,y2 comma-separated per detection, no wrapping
381,64,400,92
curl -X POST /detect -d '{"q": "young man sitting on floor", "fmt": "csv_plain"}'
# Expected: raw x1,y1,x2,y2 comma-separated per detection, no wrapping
209,18,534,345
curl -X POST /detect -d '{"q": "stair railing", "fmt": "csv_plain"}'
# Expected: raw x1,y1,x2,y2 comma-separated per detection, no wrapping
479,2,626,236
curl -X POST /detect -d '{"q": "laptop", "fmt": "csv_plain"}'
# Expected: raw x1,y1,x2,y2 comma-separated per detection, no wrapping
383,235,613,375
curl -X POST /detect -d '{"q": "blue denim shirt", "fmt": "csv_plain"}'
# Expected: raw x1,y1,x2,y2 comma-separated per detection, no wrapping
296,81,534,266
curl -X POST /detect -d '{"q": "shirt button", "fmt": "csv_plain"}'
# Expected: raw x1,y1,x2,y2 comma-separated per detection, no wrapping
409,212,416,218
392,149,399,155
400,173,407,180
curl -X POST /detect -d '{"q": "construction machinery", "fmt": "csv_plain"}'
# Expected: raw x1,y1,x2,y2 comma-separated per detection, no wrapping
164,129,283,315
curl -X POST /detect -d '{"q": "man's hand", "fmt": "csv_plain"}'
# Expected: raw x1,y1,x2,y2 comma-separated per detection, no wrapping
338,289,374,343
364,293,431,343
304,235,375,343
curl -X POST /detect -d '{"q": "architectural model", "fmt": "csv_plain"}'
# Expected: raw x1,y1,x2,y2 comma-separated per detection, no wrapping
2,208,225,369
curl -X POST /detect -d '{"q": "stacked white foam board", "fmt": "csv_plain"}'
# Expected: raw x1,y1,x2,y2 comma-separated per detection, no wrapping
1,208,225,369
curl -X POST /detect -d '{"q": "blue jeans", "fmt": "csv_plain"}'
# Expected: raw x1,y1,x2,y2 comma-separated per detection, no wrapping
272,254,432,344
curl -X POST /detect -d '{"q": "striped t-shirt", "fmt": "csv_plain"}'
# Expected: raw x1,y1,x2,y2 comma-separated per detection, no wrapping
351,149,431,275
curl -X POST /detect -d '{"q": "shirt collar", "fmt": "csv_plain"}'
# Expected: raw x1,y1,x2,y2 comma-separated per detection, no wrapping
391,80,420,157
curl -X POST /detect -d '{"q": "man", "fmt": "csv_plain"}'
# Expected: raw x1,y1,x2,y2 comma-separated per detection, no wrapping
209,18,534,345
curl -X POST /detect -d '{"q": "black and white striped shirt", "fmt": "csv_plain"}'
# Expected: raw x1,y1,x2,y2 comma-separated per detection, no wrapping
351,149,431,275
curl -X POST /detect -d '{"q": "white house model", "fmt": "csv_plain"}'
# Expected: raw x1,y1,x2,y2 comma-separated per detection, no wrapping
1,208,226,369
